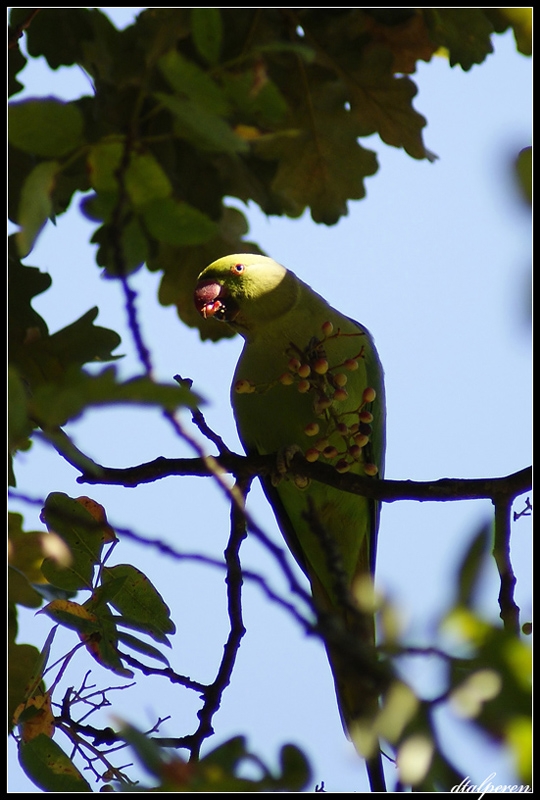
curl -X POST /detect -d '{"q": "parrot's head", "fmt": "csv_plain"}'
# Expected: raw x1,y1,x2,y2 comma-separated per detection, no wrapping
194,254,300,333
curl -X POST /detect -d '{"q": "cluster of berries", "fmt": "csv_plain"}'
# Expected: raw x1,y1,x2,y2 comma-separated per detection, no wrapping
234,321,379,476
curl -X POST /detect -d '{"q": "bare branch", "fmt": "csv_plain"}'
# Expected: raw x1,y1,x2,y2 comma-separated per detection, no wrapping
493,497,520,634
76,452,532,506
174,375,233,456
187,478,250,761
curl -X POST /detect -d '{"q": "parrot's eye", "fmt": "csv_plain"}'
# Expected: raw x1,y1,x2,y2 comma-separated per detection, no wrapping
231,263,245,275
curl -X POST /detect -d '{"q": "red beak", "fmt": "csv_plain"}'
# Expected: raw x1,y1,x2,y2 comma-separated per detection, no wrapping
194,280,225,319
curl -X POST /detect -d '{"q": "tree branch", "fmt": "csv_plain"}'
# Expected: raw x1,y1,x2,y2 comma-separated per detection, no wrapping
187,478,250,761
77,453,531,505
493,497,521,634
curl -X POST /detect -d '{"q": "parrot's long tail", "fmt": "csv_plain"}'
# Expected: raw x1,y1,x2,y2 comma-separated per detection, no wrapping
312,577,388,792
366,750,387,793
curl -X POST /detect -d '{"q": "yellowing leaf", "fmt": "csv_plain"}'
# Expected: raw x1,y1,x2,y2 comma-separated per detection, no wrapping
449,669,503,719
41,599,98,628
234,124,264,141
14,691,55,742
75,497,117,543
505,715,532,784
396,735,434,786
364,11,436,73
500,8,532,56
40,492,111,591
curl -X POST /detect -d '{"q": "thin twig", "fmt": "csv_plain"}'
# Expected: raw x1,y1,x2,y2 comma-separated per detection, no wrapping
117,654,207,693
174,374,233,456
188,478,250,761
8,8,41,48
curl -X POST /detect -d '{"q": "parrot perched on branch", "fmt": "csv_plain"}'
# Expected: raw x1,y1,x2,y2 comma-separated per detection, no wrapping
194,254,387,791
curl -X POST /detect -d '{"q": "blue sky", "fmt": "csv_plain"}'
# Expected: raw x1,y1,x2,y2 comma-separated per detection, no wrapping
9,9,531,792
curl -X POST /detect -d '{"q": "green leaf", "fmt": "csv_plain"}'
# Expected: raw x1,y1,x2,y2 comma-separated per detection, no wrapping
197,737,311,792
455,523,492,609
8,37,26,97
8,367,33,475
221,70,288,127
102,564,176,642
23,7,95,69
201,736,249,773
18,734,92,792
9,567,42,609
156,92,248,155
8,241,51,350
87,139,124,193
278,744,312,792
8,643,42,732
117,725,312,791
142,197,218,245
258,41,316,62
80,191,118,222
8,511,48,596
343,47,432,161
158,49,230,114
118,723,172,778
115,629,171,666
29,366,200,428
40,493,109,591
255,84,378,224
16,161,59,257
9,99,84,157
131,9,191,64
500,8,532,56
91,217,149,276
515,146,532,206
423,9,495,70
77,601,135,677
125,151,173,206
88,142,173,205
12,307,122,392
191,8,223,65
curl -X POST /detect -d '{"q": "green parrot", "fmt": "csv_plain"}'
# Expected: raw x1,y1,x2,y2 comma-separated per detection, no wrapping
194,254,386,790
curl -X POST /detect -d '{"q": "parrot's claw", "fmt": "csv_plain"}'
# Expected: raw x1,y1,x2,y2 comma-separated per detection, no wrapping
271,445,310,489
